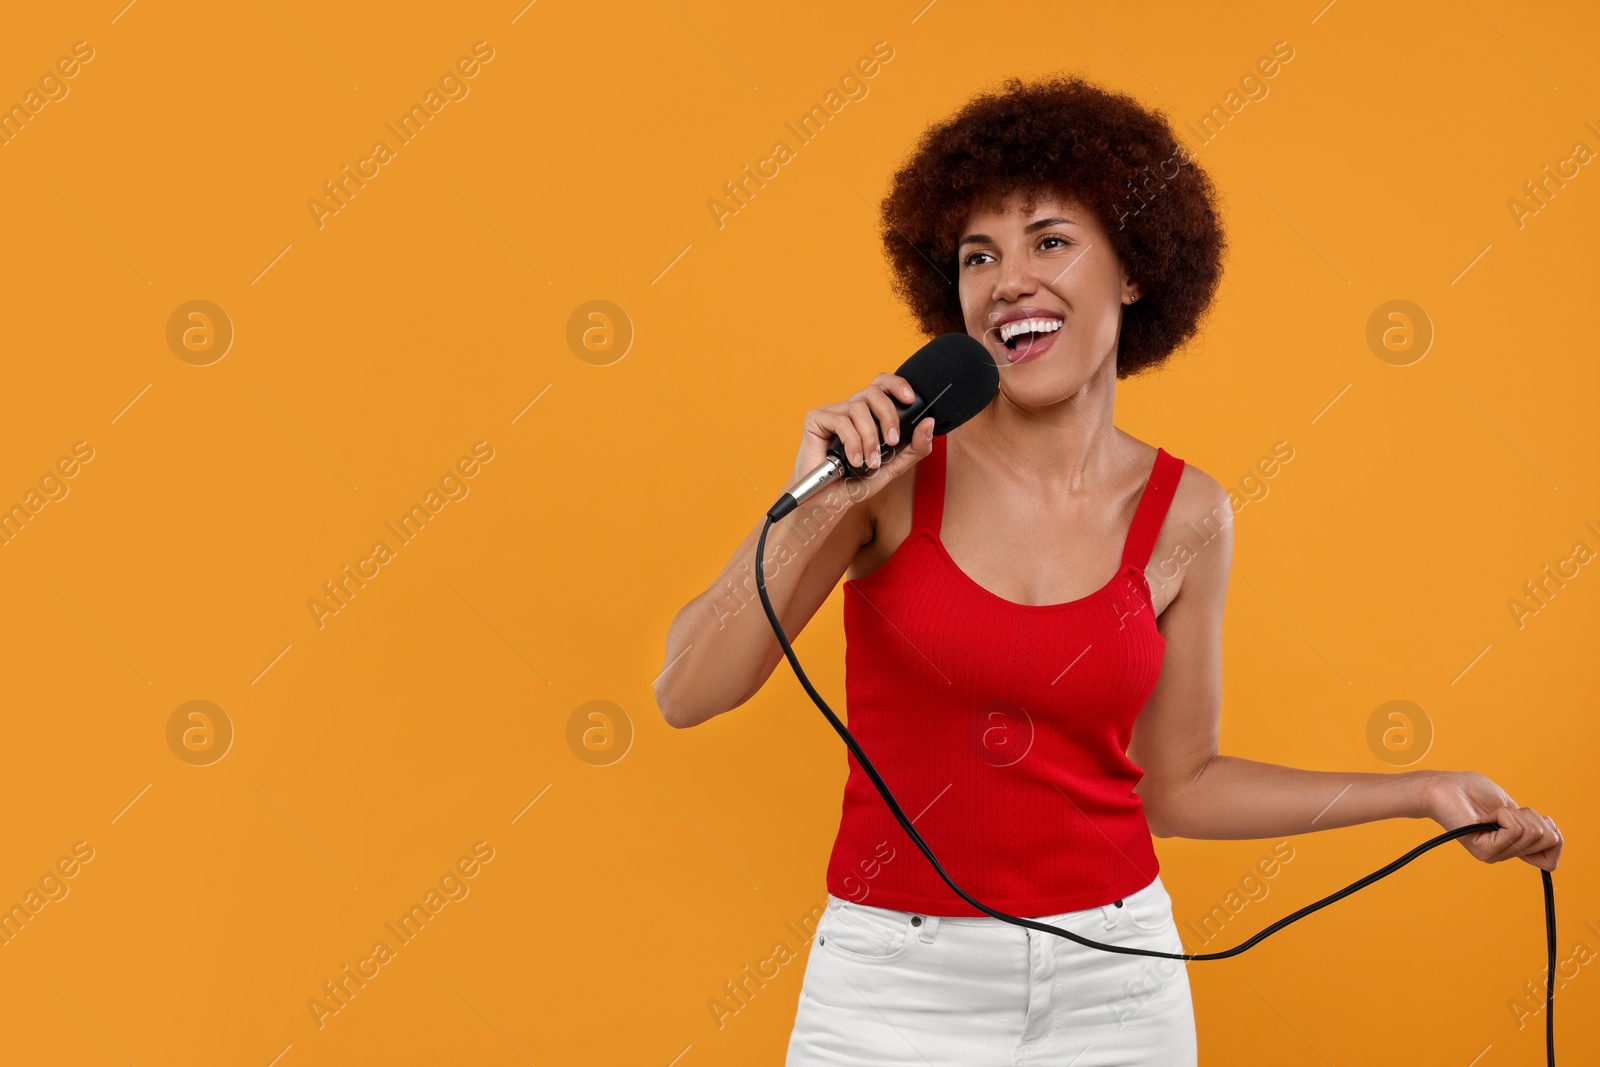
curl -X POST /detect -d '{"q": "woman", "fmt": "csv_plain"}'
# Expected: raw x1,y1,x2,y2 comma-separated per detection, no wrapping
654,75,1562,1066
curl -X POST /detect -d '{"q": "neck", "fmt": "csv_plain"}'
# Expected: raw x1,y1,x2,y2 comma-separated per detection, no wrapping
964,356,1127,493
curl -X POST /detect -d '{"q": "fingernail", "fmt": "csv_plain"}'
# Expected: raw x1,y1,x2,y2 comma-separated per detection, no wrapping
886,427,898,445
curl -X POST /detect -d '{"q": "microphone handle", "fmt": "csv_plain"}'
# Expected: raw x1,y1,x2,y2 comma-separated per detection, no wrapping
766,384,945,524
825,388,933,478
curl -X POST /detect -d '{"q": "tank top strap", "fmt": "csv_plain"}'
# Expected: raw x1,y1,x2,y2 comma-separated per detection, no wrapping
1119,448,1186,571
910,432,948,535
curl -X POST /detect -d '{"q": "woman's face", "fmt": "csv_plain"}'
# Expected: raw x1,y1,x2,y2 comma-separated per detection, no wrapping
956,189,1140,401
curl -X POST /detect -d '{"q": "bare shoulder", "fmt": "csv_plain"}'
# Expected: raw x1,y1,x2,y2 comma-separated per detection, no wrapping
1141,444,1234,617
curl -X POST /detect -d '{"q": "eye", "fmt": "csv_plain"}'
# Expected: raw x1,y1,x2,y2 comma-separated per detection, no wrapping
962,249,994,268
1039,234,1072,251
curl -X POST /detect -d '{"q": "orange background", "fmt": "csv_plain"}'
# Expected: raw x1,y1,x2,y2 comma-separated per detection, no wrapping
0,0,1595,1063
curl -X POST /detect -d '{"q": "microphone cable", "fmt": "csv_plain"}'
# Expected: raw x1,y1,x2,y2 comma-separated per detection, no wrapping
753,514,1557,1065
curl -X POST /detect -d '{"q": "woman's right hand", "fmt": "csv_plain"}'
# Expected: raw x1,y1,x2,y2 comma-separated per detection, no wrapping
791,372,936,504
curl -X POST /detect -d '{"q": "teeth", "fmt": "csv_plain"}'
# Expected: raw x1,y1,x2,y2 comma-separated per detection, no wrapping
998,318,1063,343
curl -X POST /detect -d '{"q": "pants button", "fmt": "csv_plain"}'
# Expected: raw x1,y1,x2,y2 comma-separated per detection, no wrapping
911,915,923,926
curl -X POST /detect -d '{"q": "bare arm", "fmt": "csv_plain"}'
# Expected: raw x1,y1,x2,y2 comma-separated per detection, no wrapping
1129,473,1436,835
1130,472,1562,870
654,477,870,729
654,374,937,729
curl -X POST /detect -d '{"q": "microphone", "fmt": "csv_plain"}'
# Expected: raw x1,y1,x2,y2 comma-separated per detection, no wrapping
768,333,999,523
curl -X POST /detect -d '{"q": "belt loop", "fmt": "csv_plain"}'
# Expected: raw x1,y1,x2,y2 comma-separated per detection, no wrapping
1101,898,1122,930
914,912,940,943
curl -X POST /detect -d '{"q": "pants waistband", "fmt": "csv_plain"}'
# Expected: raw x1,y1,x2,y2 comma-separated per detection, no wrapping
840,878,1156,945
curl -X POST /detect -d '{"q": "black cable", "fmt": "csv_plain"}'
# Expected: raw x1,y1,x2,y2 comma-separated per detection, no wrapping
754,515,1556,1064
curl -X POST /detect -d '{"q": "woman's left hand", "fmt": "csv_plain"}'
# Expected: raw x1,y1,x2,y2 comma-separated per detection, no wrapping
1424,770,1562,871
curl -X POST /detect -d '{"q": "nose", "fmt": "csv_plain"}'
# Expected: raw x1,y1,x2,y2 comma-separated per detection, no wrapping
991,252,1038,305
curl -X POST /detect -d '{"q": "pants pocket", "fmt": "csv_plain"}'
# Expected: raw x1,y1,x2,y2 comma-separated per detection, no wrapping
816,897,914,964
1123,877,1176,932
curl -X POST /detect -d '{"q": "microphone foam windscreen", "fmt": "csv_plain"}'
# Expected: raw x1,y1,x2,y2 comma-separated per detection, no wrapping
896,333,1001,436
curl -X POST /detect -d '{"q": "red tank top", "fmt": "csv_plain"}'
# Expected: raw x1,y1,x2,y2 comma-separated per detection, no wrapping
824,432,1185,916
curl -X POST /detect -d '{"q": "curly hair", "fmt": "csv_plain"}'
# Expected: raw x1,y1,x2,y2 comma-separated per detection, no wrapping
880,74,1227,378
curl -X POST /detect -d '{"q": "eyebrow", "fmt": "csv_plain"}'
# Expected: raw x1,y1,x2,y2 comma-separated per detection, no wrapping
957,216,1075,248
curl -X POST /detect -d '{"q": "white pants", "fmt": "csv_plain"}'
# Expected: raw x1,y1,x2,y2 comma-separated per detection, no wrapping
785,874,1197,1066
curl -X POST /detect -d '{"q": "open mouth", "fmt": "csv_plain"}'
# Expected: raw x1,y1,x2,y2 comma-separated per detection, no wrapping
994,316,1063,359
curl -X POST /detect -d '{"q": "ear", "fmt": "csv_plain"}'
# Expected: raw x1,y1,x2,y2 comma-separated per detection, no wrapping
1122,279,1142,306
